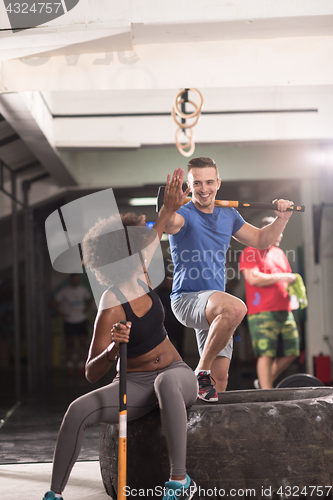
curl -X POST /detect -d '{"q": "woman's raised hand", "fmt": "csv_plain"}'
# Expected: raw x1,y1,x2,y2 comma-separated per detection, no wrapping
163,168,191,213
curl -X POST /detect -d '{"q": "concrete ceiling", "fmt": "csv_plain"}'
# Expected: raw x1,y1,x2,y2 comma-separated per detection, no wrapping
0,0,332,215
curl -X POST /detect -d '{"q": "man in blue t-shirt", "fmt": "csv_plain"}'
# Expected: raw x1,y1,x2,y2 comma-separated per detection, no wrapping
164,157,294,402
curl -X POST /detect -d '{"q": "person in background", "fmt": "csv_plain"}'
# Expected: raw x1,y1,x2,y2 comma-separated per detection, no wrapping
52,274,94,375
239,216,300,389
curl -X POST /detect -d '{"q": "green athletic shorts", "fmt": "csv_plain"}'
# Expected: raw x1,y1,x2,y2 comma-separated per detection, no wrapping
247,310,300,358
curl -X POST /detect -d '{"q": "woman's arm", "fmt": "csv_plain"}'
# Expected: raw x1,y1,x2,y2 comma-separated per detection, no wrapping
85,304,131,384
160,168,189,236
141,168,188,269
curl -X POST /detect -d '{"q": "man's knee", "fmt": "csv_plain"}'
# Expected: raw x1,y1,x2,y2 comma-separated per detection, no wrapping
232,300,247,323
206,293,247,327
222,300,247,330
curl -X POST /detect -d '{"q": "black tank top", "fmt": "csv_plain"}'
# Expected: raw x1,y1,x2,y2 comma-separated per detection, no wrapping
110,280,167,359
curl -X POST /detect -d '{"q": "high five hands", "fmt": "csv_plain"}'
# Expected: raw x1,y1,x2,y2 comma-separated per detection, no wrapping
163,168,191,213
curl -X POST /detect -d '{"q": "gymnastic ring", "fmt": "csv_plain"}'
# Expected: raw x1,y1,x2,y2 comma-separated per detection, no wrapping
173,98,201,121
174,88,203,119
175,127,195,157
175,126,192,149
174,89,203,119
177,141,195,157
171,106,201,129
176,133,194,154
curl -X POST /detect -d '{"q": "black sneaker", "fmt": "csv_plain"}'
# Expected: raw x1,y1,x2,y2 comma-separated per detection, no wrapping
197,371,218,402
163,474,197,499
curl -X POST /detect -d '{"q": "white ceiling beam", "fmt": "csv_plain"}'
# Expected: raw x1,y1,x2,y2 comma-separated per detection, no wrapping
12,87,333,148
130,0,333,24
132,16,333,45
1,16,333,61
53,109,333,148
0,93,77,185
1,36,333,92
0,26,132,61
51,86,333,145
40,86,328,114
0,1,332,61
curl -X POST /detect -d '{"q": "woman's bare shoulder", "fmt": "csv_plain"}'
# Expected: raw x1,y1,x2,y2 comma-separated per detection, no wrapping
99,289,122,312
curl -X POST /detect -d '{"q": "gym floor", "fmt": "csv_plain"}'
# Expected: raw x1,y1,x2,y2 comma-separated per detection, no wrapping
0,367,111,500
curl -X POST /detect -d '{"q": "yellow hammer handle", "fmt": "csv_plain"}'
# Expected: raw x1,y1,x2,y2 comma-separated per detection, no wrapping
183,198,239,207
118,410,127,499
182,198,305,212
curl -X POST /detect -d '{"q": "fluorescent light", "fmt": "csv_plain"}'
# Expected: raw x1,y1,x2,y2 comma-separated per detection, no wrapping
129,197,157,206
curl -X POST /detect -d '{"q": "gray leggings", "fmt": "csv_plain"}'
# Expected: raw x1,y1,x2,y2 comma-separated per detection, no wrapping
51,361,198,493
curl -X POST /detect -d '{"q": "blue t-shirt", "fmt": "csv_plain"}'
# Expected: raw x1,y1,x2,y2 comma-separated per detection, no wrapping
169,201,245,301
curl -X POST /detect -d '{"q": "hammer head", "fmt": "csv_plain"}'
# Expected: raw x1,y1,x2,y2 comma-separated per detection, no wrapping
156,186,166,212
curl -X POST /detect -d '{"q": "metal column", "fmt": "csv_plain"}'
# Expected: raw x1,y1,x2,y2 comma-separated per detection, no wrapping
22,173,50,392
11,171,21,399
1,158,50,396
0,160,25,400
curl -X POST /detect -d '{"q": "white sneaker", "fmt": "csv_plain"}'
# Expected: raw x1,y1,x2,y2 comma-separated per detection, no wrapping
253,379,261,389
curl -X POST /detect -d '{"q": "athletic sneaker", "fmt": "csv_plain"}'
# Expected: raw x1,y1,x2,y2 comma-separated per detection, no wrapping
253,379,261,389
197,371,218,402
43,491,64,500
163,474,197,500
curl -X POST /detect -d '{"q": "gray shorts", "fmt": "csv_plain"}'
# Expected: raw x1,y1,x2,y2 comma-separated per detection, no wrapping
171,290,233,359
